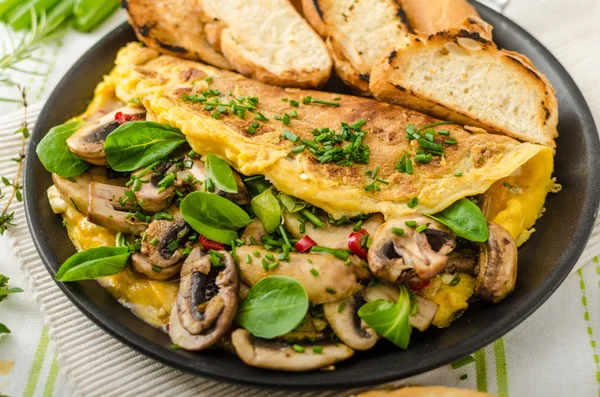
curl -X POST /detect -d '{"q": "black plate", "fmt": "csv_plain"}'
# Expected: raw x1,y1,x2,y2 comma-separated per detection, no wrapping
24,2,600,390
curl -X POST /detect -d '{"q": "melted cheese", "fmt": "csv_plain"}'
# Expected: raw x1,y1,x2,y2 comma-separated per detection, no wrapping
420,273,475,328
484,149,554,245
47,186,178,327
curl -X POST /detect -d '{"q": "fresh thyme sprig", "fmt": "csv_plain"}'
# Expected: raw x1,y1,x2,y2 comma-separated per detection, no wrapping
0,86,28,235
0,8,67,102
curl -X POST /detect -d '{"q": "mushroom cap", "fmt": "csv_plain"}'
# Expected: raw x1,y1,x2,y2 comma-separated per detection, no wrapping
474,222,518,303
368,216,456,284
133,162,177,213
131,252,182,280
231,329,354,372
323,294,378,351
141,206,188,268
66,107,145,165
87,182,148,235
169,249,239,350
176,157,250,205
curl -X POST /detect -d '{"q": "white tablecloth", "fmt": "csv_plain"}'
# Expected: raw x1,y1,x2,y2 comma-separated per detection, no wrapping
0,1,599,396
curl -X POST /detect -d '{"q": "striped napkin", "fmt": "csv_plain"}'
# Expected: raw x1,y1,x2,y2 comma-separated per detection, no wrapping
1,0,600,395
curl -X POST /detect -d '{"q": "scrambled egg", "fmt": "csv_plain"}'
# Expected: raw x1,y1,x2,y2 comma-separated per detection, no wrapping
48,186,177,327
484,149,555,245
420,273,475,328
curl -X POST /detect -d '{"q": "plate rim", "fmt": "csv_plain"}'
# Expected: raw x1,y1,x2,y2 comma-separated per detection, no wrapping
23,3,600,390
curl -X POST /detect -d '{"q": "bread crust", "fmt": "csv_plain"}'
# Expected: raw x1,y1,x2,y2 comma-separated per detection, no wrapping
370,22,558,148
123,0,232,70
399,0,480,36
200,0,332,88
303,0,408,94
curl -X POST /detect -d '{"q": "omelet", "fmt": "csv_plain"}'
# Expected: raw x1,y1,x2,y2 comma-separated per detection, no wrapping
100,43,553,234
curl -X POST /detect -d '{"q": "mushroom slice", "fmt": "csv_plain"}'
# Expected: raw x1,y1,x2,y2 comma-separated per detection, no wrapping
474,222,518,303
284,213,384,250
368,216,456,284
133,161,177,212
88,182,147,235
52,167,128,215
141,206,188,268
240,220,267,245
169,248,238,350
232,329,354,372
236,246,368,304
177,157,250,205
323,294,378,351
363,282,439,332
130,252,181,280
66,107,146,165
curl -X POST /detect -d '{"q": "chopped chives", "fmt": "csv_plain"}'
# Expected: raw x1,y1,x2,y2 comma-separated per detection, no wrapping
265,252,275,260
407,197,419,208
261,258,269,270
325,287,337,294
152,266,162,273
405,220,417,227
445,138,457,145
454,172,463,177
353,220,363,232
290,100,299,107
150,237,159,245
281,129,299,142
245,254,252,264
310,268,319,277
254,112,269,121
405,158,413,174
312,345,323,354
337,302,346,312
392,227,404,236
268,262,279,270
292,344,305,353
415,224,427,233
253,250,260,257
154,212,173,220
292,145,306,154
438,130,450,136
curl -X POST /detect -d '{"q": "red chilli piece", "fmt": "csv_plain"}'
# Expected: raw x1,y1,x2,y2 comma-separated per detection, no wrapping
408,279,431,291
199,234,225,250
115,111,143,124
294,235,317,253
347,229,369,259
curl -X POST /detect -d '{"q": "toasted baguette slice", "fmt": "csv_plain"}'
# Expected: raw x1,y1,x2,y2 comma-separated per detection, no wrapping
399,0,481,36
199,0,332,88
302,0,409,95
370,20,558,148
356,386,494,397
123,0,232,70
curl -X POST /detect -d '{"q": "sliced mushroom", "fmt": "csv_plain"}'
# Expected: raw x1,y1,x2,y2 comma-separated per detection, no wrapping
363,282,439,332
66,107,146,165
368,216,456,284
169,248,238,350
130,252,182,280
284,213,384,250
474,222,518,303
236,246,368,304
52,167,128,215
231,329,354,371
323,294,378,350
176,157,250,205
133,161,177,212
240,220,267,245
140,206,188,268
88,182,147,235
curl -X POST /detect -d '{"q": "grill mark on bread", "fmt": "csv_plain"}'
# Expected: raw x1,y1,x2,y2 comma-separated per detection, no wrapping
388,50,397,64
359,73,370,82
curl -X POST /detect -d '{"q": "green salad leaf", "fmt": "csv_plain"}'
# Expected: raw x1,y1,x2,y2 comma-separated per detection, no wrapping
427,198,489,242
55,247,131,282
205,154,238,193
36,121,89,177
245,175,271,196
0,322,10,334
180,192,253,244
104,121,186,172
277,192,306,213
236,276,309,339
251,187,281,234
358,284,412,349
0,274,22,302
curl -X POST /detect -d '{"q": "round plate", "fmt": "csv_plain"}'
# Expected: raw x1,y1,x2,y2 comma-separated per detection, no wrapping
24,3,600,390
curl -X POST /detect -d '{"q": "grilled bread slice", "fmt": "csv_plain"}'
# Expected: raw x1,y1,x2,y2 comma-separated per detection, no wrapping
199,0,332,88
399,0,482,36
302,0,409,95
122,0,232,70
370,20,558,148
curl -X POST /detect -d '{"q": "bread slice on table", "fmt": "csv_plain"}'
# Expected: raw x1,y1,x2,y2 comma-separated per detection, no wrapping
370,19,558,148
122,0,232,70
399,0,483,37
199,0,332,88
302,0,410,95
355,386,494,397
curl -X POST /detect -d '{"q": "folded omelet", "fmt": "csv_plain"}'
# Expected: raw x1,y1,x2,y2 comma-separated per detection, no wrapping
92,43,553,239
